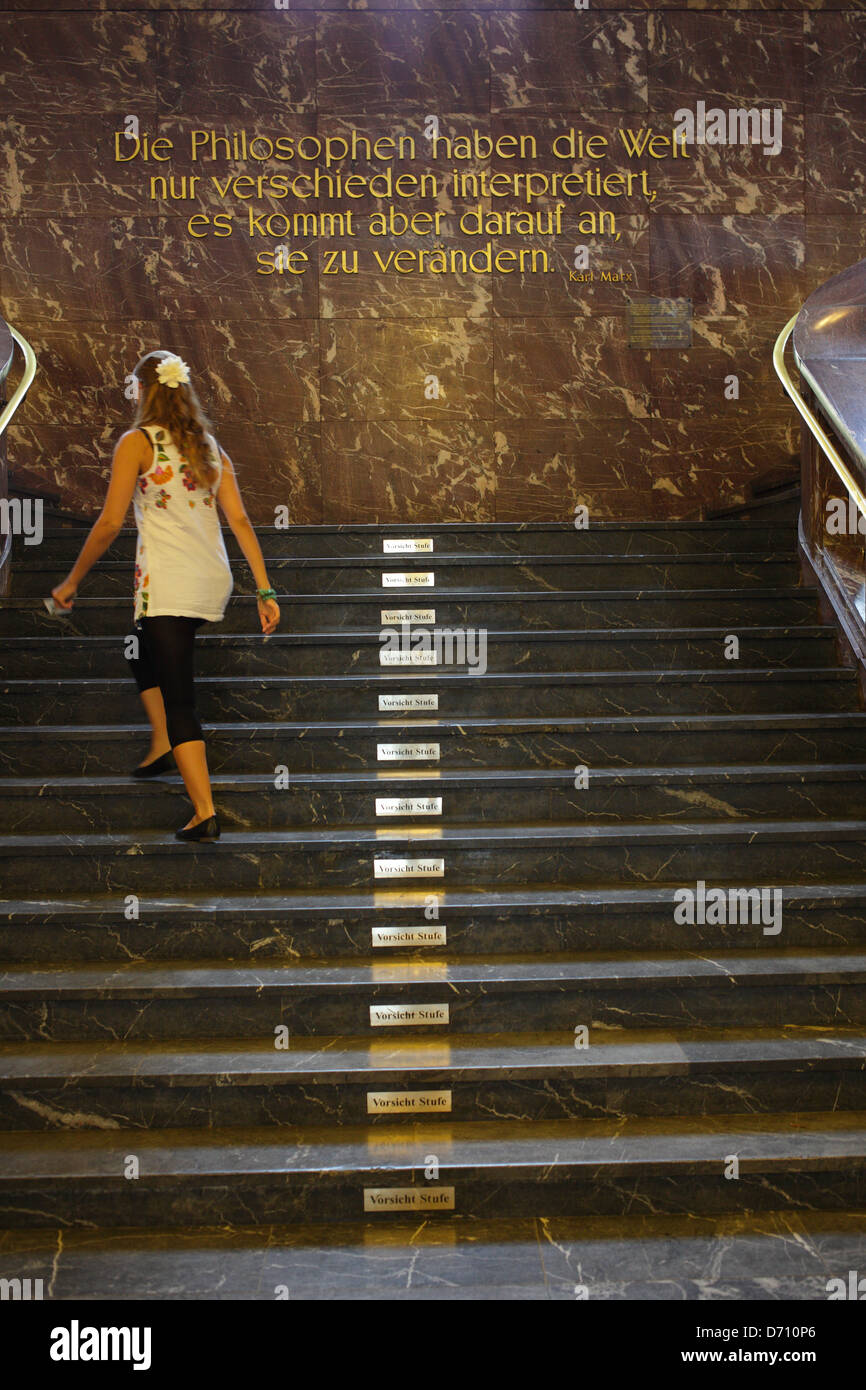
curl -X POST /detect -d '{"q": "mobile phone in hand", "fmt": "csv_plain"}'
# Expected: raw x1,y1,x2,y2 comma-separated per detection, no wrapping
43,596,72,619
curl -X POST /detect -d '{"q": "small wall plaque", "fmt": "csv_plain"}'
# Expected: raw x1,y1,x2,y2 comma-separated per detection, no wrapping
369,1003,450,1025
381,609,436,625
378,693,439,712
627,297,693,349
382,573,435,587
373,858,445,878
375,797,443,816
372,925,447,948
379,650,439,666
366,1091,452,1115
377,742,440,761
363,1187,455,1211
383,539,434,554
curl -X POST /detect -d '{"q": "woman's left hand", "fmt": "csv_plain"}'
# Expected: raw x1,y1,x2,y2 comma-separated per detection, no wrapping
51,580,77,609
257,597,280,635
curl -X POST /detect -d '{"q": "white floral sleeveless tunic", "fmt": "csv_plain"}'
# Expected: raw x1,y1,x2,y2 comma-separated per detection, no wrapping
133,426,233,623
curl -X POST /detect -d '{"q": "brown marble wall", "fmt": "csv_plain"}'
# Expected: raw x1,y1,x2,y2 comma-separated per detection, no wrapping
0,3,864,523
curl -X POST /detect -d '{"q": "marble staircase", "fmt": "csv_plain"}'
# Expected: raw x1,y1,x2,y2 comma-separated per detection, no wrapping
1,520,866,1229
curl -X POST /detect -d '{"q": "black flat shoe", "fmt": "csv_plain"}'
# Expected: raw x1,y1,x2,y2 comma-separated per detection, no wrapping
131,751,174,778
175,814,220,842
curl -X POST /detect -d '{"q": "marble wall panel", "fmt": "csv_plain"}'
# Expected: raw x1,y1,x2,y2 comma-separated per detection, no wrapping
320,316,493,420
0,216,161,323
217,420,323,522
803,216,866,285
489,14,648,114
493,417,657,521
494,316,652,419
649,215,807,317
0,115,147,220
156,12,316,118
168,318,321,424
9,419,323,525
648,13,805,104
0,14,157,116
805,113,866,215
494,406,799,521
321,418,496,521
315,13,490,114
8,321,158,429
650,408,801,509
650,313,791,414
804,13,866,113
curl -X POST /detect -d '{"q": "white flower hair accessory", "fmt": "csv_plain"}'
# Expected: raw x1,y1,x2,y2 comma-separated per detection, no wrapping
155,355,190,389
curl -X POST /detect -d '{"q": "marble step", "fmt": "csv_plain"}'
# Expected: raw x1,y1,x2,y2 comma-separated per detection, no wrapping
2,1209,863,1300
0,1111,861,1226
0,626,838,679
1,667,857,727
3,712,866,778
4,764,866,835
0,589,821,638
8,819,866,891
2,949,866,1040
4,882,866,963
9,553,802,598
2,1029,864,1132
18,521,798,562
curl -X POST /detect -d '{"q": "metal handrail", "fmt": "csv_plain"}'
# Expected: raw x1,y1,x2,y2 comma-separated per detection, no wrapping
0,324,38,587
772,312,866,521
0,325,37,441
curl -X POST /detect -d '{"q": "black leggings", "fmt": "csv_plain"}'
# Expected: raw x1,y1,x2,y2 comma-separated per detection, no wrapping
128,616,205,748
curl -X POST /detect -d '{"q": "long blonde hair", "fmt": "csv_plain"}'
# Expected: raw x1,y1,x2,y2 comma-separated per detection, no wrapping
133,350,217,490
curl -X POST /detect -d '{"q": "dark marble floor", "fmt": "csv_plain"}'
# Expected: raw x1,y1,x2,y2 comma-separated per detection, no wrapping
1,1211,864,1301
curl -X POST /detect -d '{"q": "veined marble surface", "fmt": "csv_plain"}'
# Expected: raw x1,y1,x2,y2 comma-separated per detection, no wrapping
0,9,859,519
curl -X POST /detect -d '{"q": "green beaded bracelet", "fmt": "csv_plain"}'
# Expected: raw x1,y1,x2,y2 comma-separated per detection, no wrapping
257,588,277,601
